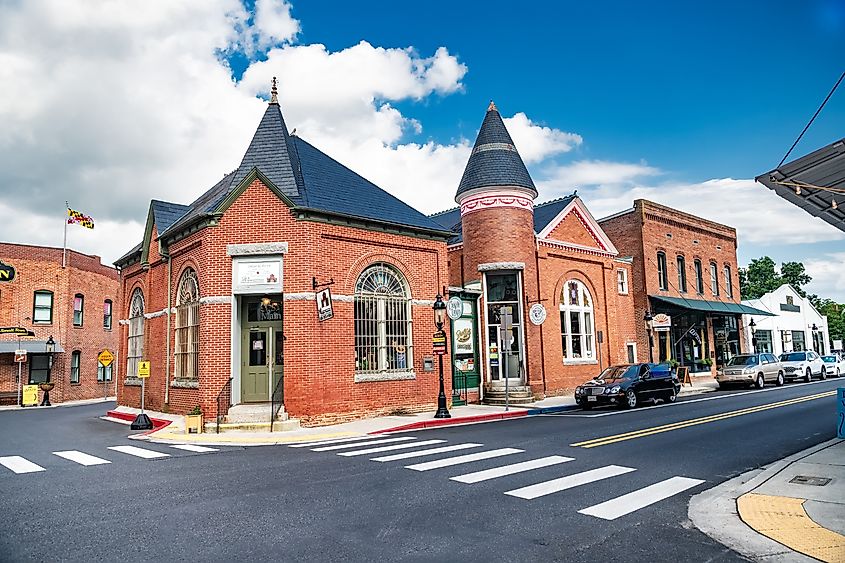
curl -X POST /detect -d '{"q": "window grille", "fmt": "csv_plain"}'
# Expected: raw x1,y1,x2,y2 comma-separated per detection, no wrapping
354,263,413,374
174,269,200,380
127,288,144,378
560,280,595,361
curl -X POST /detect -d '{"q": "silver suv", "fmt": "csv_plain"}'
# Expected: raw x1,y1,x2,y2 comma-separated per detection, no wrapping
716,353,784,389
779,350,826,382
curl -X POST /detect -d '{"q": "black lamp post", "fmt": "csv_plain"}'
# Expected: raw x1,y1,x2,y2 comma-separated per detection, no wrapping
749,319,757,353
644,311,654,363
433,294,450,419
40,335,56,406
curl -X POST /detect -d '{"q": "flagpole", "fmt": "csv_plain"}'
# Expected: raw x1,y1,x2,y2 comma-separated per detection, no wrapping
62,201,68,268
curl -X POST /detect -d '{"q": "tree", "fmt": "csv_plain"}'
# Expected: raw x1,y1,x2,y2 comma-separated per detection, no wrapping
780,261,812,297
813,298,845,346
738,256,813,300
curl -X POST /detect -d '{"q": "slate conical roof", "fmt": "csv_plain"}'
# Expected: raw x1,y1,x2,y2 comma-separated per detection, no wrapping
229,89,304,198
455,101,537,202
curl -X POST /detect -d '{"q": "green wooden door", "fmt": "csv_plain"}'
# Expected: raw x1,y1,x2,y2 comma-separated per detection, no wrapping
240,296,284,403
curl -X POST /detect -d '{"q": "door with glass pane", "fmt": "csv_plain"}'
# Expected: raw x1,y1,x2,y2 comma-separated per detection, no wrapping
240,296,283,403
485,272,523,385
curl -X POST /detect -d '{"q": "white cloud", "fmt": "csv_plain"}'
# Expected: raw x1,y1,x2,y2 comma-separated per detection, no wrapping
804,252,845,302
253,0,299,49
503,113,582,164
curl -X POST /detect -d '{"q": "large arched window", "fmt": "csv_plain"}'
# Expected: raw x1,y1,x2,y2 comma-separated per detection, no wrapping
174,268,200,380
354,263,413,374
127,288,145,378
560,280,595,361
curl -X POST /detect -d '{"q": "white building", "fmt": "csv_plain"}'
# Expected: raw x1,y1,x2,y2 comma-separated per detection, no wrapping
742,284,830,356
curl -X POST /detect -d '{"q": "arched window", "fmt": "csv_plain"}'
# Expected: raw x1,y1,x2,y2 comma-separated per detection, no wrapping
354,263,413,374
127,288,144,378
724,265,733,298
560,280,595,361
694,259,704,294
174,269,200,380
710,261,719,296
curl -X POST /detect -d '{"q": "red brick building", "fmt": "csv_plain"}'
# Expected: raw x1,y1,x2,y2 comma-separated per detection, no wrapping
599,200,766,374
431,103,639,403
0,243,120,405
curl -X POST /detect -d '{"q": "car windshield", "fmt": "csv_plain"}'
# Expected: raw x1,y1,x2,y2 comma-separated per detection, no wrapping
596,365,637,382
779,353,805,362
726,355,758,366
822,356,837,363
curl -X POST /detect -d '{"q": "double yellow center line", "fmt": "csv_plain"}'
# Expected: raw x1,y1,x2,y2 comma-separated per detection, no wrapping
570,391,835,448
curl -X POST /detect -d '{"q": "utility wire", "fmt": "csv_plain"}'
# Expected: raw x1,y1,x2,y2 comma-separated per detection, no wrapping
778,70,845,168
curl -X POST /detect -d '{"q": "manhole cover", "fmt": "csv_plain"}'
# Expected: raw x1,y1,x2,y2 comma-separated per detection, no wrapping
789,475,832,486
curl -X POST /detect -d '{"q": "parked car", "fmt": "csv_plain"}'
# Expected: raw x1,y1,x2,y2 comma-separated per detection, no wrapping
821,354,844,377
716,353,784,389
574,363,680,409
778,350,826,382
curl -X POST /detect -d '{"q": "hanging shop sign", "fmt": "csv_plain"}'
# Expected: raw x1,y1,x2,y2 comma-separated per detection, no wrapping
0,261,15,282
98,349,114,367
452,318,474,355
316,287,334,321
432,330,447,355
446,297,463,321
529,303,547,325
652,313,672,332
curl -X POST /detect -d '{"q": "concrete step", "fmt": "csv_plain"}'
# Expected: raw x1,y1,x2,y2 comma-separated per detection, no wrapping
482,396,535,406
225,403,288,423
205,419,301,433
485,385,531,395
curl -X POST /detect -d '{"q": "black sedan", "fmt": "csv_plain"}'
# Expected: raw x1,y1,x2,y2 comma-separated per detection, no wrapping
574,363,680,409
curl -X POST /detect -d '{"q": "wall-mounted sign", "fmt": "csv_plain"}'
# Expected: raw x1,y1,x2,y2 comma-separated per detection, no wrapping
316,288,334,321
529,303,547,325
652,313,672,332
232,258,283,295
0,327,32,335
446,297,463,321
0,261,15,282
138,361,150,378
452,318,474,354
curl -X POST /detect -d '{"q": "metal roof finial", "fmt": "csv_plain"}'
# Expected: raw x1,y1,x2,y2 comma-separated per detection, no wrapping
270,77,278,104
487,100,497,112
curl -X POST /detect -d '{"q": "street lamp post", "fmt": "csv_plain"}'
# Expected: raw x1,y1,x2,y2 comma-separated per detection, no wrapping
749,318,757,353
432,294,450,419
644,311,654,363
40,335,56,406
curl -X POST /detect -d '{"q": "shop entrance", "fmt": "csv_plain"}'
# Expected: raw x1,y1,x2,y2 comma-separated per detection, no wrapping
240,295,284,403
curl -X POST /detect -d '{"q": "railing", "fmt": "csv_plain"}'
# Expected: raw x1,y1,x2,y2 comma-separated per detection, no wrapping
270,375,284,432
215,377,232,434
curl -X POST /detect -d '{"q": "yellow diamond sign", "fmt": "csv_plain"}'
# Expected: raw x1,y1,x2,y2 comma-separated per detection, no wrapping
98,349,114,367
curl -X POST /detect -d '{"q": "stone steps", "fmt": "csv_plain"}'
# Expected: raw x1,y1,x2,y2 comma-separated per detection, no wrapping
483,385,535,406
224,402,288,424
206,419,301,433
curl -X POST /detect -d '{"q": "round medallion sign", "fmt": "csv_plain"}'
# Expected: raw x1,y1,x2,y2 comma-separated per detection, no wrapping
446,297,463,321
529,303,547,325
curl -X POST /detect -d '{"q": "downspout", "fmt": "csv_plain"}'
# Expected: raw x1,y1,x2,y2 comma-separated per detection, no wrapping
164,254,172,406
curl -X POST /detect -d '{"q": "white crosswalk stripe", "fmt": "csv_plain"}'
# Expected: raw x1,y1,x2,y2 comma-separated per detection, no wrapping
450,455,574,484
371,443,482,462
169,444,219,453
405,448,523,472
337,439,446,457
311,437,416,452
107,445,170,459
288,436,376,448
505,465,636,500
53,450,111,466
0,455,45,474
578,476,705,520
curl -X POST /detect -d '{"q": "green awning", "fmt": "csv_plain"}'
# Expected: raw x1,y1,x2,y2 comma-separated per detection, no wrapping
649,295,775,316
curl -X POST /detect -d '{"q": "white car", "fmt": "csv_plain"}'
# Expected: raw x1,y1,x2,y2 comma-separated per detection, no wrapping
821,354,844,378
778,350,826,382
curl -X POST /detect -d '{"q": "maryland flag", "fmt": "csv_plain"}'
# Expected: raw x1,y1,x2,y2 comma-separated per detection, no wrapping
67,208,94,229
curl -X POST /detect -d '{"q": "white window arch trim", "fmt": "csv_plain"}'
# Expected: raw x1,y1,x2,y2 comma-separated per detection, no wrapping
354,263,415,382
560,280,596,364
174,268,200,380
127,288,145,378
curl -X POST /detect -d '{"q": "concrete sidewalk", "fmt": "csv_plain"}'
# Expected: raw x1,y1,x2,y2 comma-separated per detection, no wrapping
690,438,845,563
0,396,116,412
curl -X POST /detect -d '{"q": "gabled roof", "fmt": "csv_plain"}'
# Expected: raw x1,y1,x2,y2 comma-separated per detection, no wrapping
150,200,189,233
428,207,463,245
455,102,537,201
536,195,618,254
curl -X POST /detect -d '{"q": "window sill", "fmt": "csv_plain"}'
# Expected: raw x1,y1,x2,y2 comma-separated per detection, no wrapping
70,382,80,386
171,379,199,389
354,370,416,383
72,325,83,329
124,377,142,386
563,359,598,366
32,322,52,326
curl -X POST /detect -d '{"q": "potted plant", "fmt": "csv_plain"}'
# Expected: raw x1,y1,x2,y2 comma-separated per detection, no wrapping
668,359,680,373
185,405,203,434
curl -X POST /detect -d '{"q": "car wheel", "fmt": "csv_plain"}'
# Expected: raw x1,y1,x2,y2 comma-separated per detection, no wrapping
717,382,728,390
805,368,812,383
755,374,765,389
820,367,827,380
776,371,784,387
625,389,638,409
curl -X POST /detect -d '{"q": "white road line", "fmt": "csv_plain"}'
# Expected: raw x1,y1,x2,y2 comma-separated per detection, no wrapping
0,456,46,474
337,440,446,457
169,444,219,453
405,448,523,472
450,456,575,484
311,437,416,452
578,476,705,520
288,436,375,448
107,445,171,459
504,465,636,500
371,443,482,462
52,451,111,466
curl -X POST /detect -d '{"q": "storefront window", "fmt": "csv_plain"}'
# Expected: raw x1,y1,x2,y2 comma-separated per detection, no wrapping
792,330,806,351
559,280,594,362
755,330,773,354
354,263,413,374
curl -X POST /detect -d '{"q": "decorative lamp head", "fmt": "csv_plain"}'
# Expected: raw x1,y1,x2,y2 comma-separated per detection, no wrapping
433,294,446,330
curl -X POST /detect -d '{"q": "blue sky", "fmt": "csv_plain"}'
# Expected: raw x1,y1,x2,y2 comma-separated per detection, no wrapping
0,0,843,300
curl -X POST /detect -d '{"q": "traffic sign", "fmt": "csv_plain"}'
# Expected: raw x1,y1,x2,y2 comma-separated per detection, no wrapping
432,330,447,356
138,361,150,378
14,349,26,363
98,349,115,367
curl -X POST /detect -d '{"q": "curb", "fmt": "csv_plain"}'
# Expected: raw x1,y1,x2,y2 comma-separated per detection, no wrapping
105,409,172,435
371,404,579,434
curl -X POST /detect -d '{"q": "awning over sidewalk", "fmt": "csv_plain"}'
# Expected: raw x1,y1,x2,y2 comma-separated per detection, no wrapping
650,295,775,316
0,340,65,354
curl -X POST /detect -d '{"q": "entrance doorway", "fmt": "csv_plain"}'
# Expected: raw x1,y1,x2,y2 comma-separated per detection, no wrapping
240,296,283,403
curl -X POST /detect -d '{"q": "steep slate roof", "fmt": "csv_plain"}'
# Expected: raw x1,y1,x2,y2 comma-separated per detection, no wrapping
456,102,537,201
150,200,189,233
428,195,577,245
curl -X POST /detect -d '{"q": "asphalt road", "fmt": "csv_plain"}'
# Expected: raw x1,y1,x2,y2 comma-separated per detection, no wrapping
0,379,841,563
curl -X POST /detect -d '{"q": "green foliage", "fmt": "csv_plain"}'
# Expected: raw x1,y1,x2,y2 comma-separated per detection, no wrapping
738,256,813,300
814,299,845,344
187,405,202,415
780,261,812,297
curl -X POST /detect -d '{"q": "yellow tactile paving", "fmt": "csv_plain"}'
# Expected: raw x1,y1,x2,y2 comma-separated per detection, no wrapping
147,430,361,445
738,493,845,563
